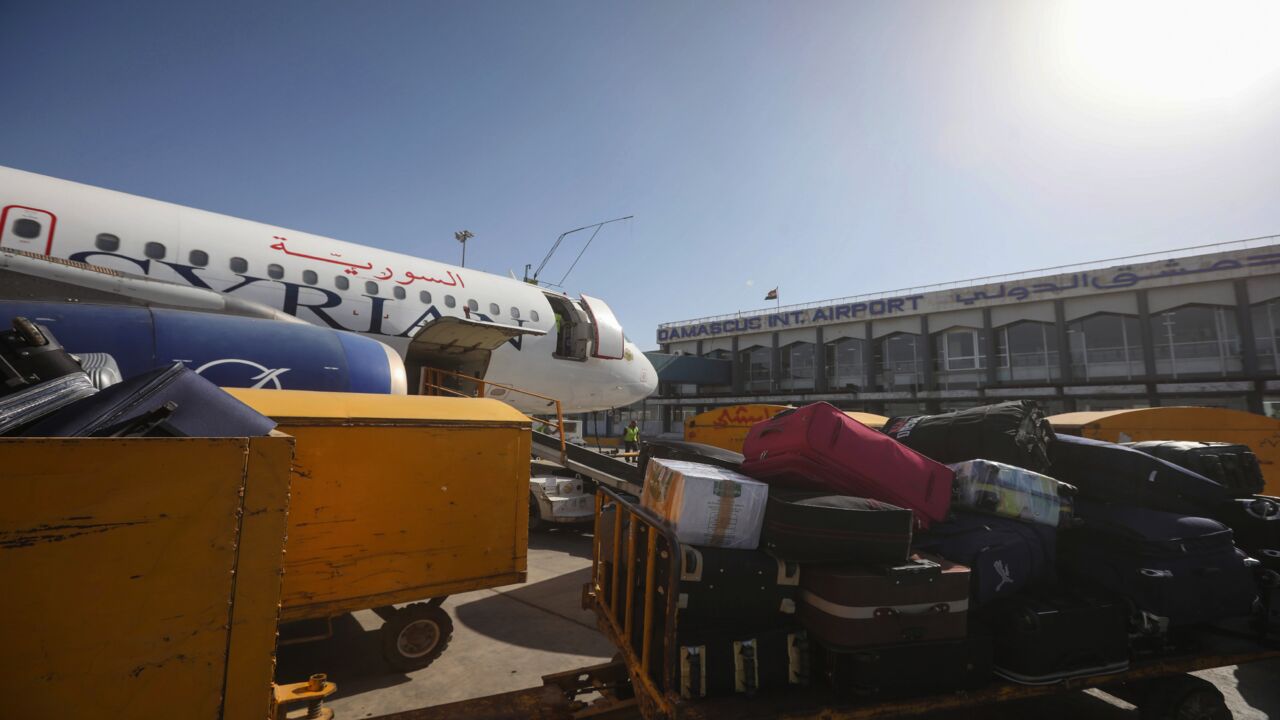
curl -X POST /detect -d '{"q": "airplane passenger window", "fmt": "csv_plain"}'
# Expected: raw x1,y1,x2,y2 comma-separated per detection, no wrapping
467,299,478,312
335,275,350,290
445,295,456,308
365,281,379,295
302,270,318,285
12,219,40,239
511,307,520,319
230,257,248,274
188,250,209,266
420,291,432,304
394,286,406,300
530,310,539,323
267,263,284,279
144,242,166,259
489,302,500,315
95,233,120,251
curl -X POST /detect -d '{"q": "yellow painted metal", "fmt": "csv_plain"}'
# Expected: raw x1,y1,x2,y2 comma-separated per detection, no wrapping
684,403,888,452
0,433,294,720
228,389,531,622
1049,406,1280,495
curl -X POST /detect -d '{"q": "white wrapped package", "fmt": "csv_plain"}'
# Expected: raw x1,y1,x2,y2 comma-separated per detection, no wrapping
640,458,769,549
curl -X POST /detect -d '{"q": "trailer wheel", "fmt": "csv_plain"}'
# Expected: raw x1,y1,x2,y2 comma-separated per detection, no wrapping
381,603,453,672
529,493,546,532
1137,675,1230,720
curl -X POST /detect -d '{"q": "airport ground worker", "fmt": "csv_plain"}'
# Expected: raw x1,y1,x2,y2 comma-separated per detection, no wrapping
623,420,640,454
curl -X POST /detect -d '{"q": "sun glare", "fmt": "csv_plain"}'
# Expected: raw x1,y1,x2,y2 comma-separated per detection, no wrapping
1048,0,1280,106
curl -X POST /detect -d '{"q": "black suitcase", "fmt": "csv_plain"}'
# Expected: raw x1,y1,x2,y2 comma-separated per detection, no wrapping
914,510,1056,608
662,544,800,628
762,492,913,565
1049,435,1231,514
1126,441,1265,497
1207,496,1280,568
881,400,1055,473
677,625,809,699
23,363,276,437
822,635,993,700
0,316,85,395
639,438,745,476
983,588,1130,685
1060,501,1258,626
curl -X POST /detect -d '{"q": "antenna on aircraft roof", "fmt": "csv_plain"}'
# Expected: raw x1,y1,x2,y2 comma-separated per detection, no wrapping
525,215,633,287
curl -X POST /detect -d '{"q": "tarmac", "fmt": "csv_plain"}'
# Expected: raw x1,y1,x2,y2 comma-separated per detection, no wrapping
277,526,1280,720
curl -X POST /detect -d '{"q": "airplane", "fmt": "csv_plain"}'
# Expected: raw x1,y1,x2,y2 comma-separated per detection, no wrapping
0,166,657,414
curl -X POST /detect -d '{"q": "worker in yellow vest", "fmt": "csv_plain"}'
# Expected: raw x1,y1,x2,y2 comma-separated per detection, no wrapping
623,420,640,454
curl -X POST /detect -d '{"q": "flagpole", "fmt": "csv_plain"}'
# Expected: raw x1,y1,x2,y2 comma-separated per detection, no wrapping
776,286,780,311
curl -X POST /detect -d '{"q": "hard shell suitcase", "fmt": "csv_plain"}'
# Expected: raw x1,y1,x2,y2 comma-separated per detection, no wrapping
0,317,84,396
741,402,953,528
1048,435,1231,515
1060,501,1258,626
23,362,277,437
1126,441,1265,497
1207,495,1280,565
762,492,913,565
661,544,800,627
639,439,745,476
677,626,809,699
983,588,1130,685
822,635,994,700
799,554,970,649
914,511,1056,608
881,401,1055,473
949,459,1076,528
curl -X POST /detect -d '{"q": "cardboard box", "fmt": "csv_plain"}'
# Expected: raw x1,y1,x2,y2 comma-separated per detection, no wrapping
641,458,768,549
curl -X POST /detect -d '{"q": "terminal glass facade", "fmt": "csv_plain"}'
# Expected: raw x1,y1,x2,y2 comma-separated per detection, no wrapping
878,333,924,391
825,337,865,390
1252,299,1280,373
779,342,816,391
1067,313,1144,380
934,327,988,389
740,345,772,391
1151,305,1242,378
996,321,1061,383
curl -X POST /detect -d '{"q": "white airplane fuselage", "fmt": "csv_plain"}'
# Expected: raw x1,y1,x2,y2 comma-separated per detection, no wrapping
0,167,656,414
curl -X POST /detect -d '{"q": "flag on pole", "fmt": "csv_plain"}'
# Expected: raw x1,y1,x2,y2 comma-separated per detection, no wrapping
764,287,778,301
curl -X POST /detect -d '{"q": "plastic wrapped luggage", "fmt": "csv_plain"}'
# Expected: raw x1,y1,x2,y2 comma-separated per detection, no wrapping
676,626,809,699
1048,435,1231,514
638,438,744,475
1126,441,1265,497
983,588,1130,685
881,401,1055,473
822,635,993,700
0,317,84,396
761,492,913,565
799,554,970,649
1060,501,1258,626
640,459,769,549
659,544,800,627
23,363,276,437
741,403,953,528
949,459,1076,528
913,511,1056,608
0,372,98,434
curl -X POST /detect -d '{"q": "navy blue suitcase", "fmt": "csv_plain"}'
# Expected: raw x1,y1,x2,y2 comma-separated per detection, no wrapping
1049,435,1231,515
1208,496,1280,571
822,635,994,699
984,587,1130,685
23,363,276,437
914,510,1056,607
1060,501,1258,626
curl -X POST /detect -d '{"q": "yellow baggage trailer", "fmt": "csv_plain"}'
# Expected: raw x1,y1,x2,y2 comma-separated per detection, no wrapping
228,389,532,671
684,404,887,453
1048,406,1280,495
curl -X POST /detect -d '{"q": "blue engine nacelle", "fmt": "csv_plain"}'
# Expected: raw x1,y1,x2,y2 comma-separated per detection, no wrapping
0,301,407,394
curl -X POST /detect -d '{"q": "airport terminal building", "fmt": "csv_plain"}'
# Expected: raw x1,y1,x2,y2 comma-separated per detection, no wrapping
645,238,1280,432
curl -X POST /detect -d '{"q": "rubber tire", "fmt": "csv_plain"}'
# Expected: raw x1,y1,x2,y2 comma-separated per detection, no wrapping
1138,675,1230,720
381,603,453,672
529,493,546,532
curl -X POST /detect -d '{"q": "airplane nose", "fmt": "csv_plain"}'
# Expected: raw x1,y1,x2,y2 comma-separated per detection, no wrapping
623,342,657,402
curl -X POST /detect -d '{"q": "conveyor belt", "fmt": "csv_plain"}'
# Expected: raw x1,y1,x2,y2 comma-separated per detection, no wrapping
530,431,642,493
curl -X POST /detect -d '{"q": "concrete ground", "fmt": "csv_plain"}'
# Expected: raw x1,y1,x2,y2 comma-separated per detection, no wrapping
277,527,1280,720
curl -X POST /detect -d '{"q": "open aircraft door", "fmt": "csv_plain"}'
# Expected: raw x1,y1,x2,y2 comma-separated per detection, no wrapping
406,315,544,394
580,294,625,360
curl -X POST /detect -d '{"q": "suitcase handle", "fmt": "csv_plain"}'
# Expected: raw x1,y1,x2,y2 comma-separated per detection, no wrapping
874,604,951,641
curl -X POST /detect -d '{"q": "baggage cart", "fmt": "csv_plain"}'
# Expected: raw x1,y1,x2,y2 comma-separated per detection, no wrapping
229,389,532,671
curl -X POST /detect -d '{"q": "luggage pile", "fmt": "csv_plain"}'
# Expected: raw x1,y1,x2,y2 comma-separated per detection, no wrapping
632,400,1279,702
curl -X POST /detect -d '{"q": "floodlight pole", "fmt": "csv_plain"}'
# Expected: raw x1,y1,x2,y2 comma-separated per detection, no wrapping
455,230,474,267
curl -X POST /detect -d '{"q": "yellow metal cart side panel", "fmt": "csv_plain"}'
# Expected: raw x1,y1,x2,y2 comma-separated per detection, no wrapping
683,404,791,452
0,436,290,720
224,433,295,720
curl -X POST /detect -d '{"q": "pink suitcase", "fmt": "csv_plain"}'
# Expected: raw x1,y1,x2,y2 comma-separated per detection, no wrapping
741,402,953,528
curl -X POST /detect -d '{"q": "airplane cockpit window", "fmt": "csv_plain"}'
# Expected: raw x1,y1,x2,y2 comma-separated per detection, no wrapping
511,307,521,320
230,257,248,274
95,233,120,251
267,263,285,279
445,295,456,308
302,270,318,285
489,302,500,315
335,275,350,290
189,249,209,267
365,281,379,295
12,219,40,239
144,242,166,260
530,310,540,323
420,291,432,304
394,286,406,300
466,299,479,312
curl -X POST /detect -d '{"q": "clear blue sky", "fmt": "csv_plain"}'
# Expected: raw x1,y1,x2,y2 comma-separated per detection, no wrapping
3,1,1279,349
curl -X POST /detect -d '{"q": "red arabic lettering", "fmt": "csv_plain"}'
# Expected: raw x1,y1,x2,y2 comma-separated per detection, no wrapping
270,236,374,273
711,407,775,428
